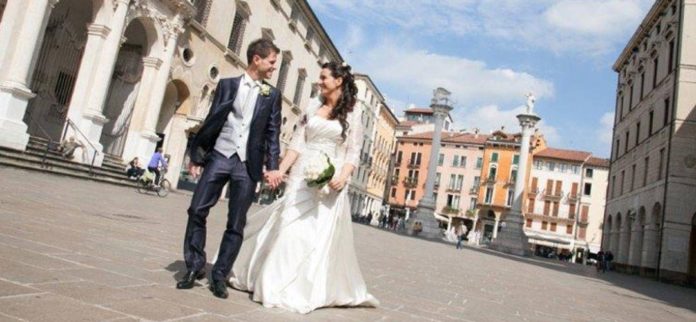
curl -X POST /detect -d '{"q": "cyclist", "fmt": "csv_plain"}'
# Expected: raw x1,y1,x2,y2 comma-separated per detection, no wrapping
147,147,168,186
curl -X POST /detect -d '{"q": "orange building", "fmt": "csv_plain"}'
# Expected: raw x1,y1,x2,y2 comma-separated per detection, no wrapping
473,130,546,244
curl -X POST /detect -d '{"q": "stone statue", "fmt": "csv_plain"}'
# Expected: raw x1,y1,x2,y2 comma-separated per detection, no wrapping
525,92,536,114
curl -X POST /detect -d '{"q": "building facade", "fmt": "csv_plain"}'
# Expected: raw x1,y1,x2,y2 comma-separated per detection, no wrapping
0,0,345,195
605,0,696,285
525,148,609,262
347,74,380,218
473,131,545,245
365,87,398,223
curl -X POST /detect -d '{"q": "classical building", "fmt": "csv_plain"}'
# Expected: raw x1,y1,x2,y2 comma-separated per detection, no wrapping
525,148,609,262
398,105,453,134
347,74,381,218
604,0,696,285
472,130,546,245
361,75,398,222
0,0,344,195
388,131,487,229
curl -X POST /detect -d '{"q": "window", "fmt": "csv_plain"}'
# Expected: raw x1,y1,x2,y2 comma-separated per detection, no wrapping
636,122,641,146
534,160,543,169
416,152,422,165
653,57,659,88
615,139,620,159
506,190,514,207
620,170,625,195
542,221,548,230
491,152,499,163
396,151,403,164
476,157,483,169
227,10,249,55
452,155,460,167
435,173,441,187
625,131,629,152
404,190,409,201
640,72,645,99
543,201,550,215
552,202,559,217
630,164,636,191
456,175,464,190
469,198,477,210
569,203,576,219
566,225,573,234
292,69,306,106
585,168,593,178
649,110,654,135
391,187,396,198
473,176,480,187
488,166,497,180
276,53,292,93
448,174,456,190
438,153,444,166
668,40,675,73
643,157,649,187
664,97,670,127
548,162,556,171
460,156,467,168
193,0,212,26
611,175,616,198
619,95,625,121
658,148,665,180
550,222,557,232
583,183,592,196
526,219,533,228
579,227,587,239
512,154,520,165
510,169,518,183
527,198,535,213
410,190,416,200
484,187,493,204
629,84,634,109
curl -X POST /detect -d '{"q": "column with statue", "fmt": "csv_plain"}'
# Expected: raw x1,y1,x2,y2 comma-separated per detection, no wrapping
408,87,452,239
490,93,540,256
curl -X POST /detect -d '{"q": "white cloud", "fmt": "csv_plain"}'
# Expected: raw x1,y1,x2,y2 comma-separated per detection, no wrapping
309,0,654,56
456,104,561,147
597,111,615,145
355,42,554,107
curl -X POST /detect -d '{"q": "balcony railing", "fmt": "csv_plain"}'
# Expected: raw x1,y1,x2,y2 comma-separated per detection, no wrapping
441,206,459,214
484,176,496,185
390,176,399,186
403,177,418,188
407,159,421,168
528,187,540,196
567,193,580,202
469,186,479,195
543,190,563,201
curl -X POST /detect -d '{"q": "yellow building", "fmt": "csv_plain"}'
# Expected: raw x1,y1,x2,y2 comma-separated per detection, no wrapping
474,130,546,244
366,99,399,222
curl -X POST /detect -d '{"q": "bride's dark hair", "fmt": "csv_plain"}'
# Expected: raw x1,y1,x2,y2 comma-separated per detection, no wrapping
321,62,357,142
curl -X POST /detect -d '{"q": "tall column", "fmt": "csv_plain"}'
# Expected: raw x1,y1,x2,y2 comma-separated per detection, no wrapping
0,0,58,150
490,93,540,256
125,29,180,162
642,224,657,269
409,88,452,239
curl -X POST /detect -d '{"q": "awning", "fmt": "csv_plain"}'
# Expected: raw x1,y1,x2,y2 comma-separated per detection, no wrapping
525,231,573,249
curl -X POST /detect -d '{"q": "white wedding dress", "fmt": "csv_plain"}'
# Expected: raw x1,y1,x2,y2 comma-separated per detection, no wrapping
227,99,379,314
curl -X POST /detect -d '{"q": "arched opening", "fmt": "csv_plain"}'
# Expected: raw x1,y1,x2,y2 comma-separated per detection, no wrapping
649,202,663,269
613,213,622,256
633,207,646,267
99,17,157,156
23,0,101,141
604,215,613,252
623,211,633,264
688,212,696,283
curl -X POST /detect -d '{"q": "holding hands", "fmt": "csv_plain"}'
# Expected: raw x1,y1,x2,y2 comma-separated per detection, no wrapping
328,175,348,191
264,170,285,189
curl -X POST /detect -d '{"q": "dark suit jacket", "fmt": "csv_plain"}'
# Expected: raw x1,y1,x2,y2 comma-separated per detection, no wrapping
188,76,282,182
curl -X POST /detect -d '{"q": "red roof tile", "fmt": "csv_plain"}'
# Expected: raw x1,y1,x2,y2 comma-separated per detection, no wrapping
586,156,610,168
535,147,591,163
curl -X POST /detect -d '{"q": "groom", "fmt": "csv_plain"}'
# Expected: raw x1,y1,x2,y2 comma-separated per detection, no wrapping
177,39,284,299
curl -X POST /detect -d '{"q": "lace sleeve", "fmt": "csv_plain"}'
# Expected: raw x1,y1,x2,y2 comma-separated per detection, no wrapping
344,110,364,168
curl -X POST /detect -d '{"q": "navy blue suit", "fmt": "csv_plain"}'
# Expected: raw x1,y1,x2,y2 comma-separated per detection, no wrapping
184,76,282,281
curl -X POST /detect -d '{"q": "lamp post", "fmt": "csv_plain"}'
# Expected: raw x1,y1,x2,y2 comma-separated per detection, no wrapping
490,93,540,256
409,87,452,239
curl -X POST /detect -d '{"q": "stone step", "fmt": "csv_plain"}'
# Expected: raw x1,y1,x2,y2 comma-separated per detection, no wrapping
0,148,138,186
0,156,139,189
21,146,126,173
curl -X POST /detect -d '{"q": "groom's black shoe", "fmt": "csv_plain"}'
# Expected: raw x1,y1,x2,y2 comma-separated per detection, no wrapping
176,270,205,289
209,279,228,299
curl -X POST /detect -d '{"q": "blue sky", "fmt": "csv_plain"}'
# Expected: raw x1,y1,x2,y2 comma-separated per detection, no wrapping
307,0,656,158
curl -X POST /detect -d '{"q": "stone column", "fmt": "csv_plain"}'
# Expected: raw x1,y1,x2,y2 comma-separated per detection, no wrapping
409,87,452,239
126,29,180,162
489,97,540,256
642,224,657,269
121,56,161,160
493,216,500,239
0,0,58,150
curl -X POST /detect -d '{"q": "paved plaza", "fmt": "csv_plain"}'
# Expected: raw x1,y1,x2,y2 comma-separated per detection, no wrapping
0,166,694,321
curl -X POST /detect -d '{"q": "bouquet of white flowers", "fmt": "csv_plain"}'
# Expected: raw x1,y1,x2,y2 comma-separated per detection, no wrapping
304,153,335,195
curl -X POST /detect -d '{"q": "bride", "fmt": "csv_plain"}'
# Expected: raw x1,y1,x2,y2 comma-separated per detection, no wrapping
221,62,379,314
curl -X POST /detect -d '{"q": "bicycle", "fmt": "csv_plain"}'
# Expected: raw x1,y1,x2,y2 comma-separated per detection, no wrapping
136,168,171,197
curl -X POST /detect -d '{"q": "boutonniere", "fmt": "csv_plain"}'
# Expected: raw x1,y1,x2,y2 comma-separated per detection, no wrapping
260,84,271,97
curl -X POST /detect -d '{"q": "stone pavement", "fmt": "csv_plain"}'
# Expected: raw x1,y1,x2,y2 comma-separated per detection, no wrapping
0,166,695,322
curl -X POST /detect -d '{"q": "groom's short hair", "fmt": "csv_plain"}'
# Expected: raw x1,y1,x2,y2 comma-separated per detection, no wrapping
246,39,280,65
